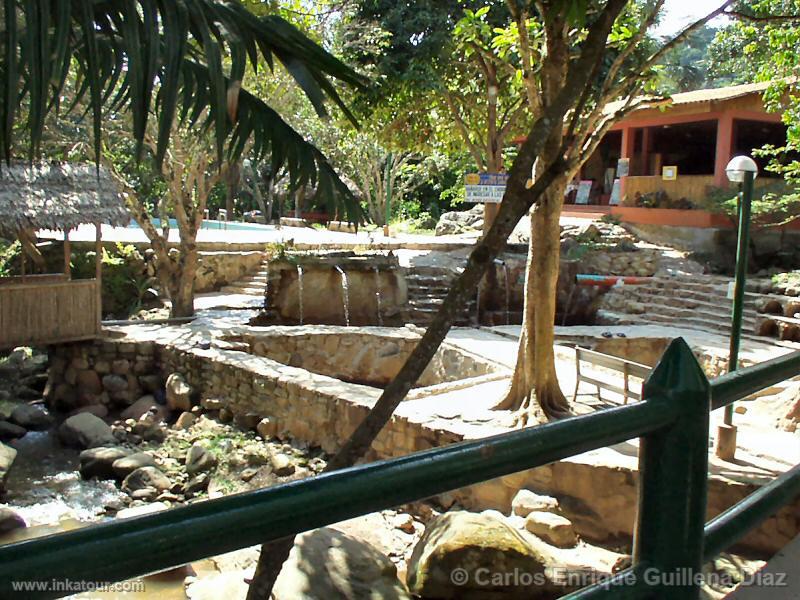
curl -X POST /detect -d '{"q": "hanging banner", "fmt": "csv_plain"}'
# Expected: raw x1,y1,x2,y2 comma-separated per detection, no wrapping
464,173,509,204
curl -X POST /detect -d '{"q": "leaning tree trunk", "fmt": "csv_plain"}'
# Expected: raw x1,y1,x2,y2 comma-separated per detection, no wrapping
245,154,569,600
245,4,626,593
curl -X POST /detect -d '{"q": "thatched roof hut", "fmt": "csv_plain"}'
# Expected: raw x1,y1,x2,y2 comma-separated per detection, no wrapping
0,162,129,237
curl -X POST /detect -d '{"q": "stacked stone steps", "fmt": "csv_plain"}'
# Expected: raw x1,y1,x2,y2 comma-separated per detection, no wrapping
619,288,759,330
600,273,778,340
404,265,474,326
220,262,270,296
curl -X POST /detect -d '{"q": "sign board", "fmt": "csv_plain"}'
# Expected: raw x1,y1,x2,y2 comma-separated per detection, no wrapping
464,173,508,204
616,158,630,178
575,180,593,205
609,179,621,206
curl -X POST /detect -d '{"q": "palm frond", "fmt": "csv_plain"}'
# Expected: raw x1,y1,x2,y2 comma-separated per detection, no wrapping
1,0,367,219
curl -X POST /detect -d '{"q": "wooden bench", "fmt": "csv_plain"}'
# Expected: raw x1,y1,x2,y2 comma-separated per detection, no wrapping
572,347,652,404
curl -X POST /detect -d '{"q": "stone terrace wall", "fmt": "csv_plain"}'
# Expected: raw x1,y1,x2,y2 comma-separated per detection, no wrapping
46,329,798,556
193,251,264,293
239,328,501,388
581,248,660,277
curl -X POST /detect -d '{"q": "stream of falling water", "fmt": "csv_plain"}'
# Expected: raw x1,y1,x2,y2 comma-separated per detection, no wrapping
296,264,304,325
334,266,350,326
373,267,383,326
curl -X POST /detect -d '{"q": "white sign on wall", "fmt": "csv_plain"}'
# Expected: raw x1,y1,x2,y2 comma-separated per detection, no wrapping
464,173,509,204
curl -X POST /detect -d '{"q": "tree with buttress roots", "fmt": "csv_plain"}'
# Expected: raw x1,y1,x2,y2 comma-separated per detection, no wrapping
493,0,746,424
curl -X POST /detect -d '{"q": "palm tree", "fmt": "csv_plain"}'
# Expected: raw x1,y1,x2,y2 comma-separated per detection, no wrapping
1,1,365,223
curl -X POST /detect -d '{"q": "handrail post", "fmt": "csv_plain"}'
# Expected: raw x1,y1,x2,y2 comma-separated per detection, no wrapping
633,337,711,599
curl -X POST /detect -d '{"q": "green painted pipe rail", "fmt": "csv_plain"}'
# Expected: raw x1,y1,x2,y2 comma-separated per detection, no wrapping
704,463,800,560
711,349,800,411
1,338,798,600
0,400,675,599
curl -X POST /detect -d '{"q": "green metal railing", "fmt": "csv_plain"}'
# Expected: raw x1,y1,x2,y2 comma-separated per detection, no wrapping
1,337,798,599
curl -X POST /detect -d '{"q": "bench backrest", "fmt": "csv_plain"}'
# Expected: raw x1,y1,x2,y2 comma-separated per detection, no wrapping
576,347,652,379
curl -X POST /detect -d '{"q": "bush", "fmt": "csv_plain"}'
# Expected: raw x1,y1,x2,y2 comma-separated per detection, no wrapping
71,243,154,318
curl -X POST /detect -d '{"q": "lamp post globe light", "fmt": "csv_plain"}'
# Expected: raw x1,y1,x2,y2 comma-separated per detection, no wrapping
725,155,759,183
715,156,759,461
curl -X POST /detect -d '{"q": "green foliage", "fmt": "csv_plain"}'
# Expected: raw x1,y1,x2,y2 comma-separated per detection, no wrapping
71,243,154,318
698,180,800,226
772,270,800,286
0,240,21,278
707,0,800,204
655,25,725,93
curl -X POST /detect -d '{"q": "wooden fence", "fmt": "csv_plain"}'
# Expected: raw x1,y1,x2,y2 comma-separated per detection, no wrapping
0,279,101,349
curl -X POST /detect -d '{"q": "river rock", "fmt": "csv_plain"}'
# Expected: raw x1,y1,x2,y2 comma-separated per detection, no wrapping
406,511,548,599
0,420,26,441
10,403,54,430
68,404,109,419
121,395,165,421
183,473,210,499
79,446,132,479
113,452,157,479
166,373,193,412
525,511,578,548
130,487,159,501
122,466,171,494
268,528,409,599
511,489,560,517
0,442,17,494
270,452,295,476
174,412,196,430
58,413,116,449
185,443,216,475
0,507,25,533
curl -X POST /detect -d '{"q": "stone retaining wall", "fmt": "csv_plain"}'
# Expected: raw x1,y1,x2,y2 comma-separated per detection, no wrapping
581,248,660,277
46,328,798,556
185,251,264,293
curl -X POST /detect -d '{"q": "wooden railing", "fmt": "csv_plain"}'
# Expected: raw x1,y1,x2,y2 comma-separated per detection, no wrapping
0,279,101,349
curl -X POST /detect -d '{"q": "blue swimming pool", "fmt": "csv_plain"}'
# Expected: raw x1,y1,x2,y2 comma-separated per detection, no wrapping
129,218,271,231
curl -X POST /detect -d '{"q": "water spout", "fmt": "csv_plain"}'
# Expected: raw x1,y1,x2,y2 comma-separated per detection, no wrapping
373,267,383,327
296,264,304,325
335,265,350,326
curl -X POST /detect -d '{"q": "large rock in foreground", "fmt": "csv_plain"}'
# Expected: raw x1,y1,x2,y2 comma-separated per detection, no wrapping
406,511,549,599
0,442,16,495
273,528,410,600
59,413,116,449
187,528,410,600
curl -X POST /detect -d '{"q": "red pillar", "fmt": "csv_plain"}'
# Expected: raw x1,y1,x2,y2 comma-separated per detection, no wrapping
641,127,652,176
714,114,735,187
620,126,636,196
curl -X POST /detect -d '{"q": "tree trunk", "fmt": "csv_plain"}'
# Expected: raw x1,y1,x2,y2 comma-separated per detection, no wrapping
494,177,570,422
166,241,198,318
